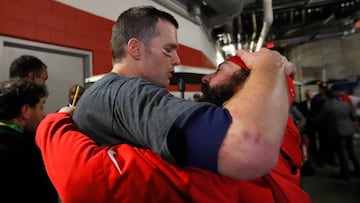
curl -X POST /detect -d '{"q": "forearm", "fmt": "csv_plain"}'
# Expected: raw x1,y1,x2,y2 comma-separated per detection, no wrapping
219,48,291,179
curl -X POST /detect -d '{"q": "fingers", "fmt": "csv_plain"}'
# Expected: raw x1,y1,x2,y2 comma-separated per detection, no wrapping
279,55,296,79
236,48,282,71
236,48,296,78
235,49,256,69
58,106,76,116
284,60,296,79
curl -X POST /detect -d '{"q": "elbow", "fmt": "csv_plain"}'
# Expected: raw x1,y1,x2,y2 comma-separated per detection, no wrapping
217,137,280,180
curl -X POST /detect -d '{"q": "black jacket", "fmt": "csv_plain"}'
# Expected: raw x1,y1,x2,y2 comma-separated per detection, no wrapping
0,125,58,203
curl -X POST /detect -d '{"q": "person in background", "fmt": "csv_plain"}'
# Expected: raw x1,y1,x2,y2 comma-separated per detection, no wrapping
290,102,306,132
318,88,360,180
9,55,48,86
0,78,58,202
297,89,319,175
356,101,360,129
35,56,310,203
348,90,360,138
297,90,314,140
333,87,355,112
192,93,202,102
311,82,327,113
311,82,335,167
298,90,317,161
8,55,59,200
73,6,295,180
289,102,309,170
67,84,85,106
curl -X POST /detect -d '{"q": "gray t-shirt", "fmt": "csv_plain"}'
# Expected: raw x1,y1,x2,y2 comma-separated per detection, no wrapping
73,72,211,164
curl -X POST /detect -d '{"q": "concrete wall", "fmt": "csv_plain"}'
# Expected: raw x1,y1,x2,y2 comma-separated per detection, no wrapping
289,32,360,97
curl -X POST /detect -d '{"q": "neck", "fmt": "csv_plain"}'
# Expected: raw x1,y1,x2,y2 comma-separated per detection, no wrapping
112,58,142,77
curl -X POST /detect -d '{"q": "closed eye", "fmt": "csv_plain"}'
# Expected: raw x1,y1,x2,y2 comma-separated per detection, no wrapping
163,44,178,58
163,48,172,57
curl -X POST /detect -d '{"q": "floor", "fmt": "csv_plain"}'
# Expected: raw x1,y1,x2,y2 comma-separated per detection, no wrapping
301,137,360,203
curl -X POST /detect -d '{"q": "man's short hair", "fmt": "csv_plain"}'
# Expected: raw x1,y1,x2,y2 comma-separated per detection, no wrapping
0,78,48,120
110,6,178,63
9,55,47,78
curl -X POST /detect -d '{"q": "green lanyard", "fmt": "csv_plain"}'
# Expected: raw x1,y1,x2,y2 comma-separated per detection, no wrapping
0,121,24,133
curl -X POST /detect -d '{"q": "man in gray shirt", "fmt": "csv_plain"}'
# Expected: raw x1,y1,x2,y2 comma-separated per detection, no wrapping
74,6,295,179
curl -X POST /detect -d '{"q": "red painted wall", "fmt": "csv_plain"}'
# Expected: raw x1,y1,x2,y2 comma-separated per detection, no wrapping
0,0,113,75
178,44,216,68
0,0,216,77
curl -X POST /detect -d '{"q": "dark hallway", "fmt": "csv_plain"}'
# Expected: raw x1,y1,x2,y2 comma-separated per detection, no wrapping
301,137,360,203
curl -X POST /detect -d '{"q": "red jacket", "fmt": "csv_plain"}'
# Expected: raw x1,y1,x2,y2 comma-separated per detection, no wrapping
36,113,311,203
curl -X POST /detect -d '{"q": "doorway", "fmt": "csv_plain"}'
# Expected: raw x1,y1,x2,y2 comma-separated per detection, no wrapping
0,36,92,114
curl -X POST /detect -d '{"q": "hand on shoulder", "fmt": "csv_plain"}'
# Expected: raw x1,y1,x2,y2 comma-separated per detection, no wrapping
58,106,76,116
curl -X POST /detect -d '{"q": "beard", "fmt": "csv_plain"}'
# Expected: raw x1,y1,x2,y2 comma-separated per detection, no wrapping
201,69,249,106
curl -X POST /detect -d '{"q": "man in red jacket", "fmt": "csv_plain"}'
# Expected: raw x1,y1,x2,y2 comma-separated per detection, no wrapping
36,55,311,203
201,55,309,202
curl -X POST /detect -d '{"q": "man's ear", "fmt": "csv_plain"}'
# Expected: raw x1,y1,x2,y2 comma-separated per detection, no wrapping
20,104,31,121
27,72,36,80
128,38,143,60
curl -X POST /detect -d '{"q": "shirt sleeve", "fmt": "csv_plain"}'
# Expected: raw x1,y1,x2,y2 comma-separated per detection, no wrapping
171,105,232,172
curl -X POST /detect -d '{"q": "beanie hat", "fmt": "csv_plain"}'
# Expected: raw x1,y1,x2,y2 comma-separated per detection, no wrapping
225,55,295,104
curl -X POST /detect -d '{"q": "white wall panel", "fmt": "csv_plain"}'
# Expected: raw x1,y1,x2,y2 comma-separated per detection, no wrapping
0,36,92,114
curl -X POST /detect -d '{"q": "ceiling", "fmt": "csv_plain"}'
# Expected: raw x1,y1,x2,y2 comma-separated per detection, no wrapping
154,0,360,55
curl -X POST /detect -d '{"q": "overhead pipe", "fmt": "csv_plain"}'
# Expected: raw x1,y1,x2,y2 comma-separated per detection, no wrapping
152,0,242,48
234,15,244,50
255,0,273,51
249,12,258,52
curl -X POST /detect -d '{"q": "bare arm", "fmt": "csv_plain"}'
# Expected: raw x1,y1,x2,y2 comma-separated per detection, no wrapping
218,48,295,179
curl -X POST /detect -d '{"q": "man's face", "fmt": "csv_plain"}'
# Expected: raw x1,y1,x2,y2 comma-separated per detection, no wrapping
141,19,180,87
33,66,48,86
24,97,46,133
305,90,313,100
201,61,249,106
68,86,85,105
